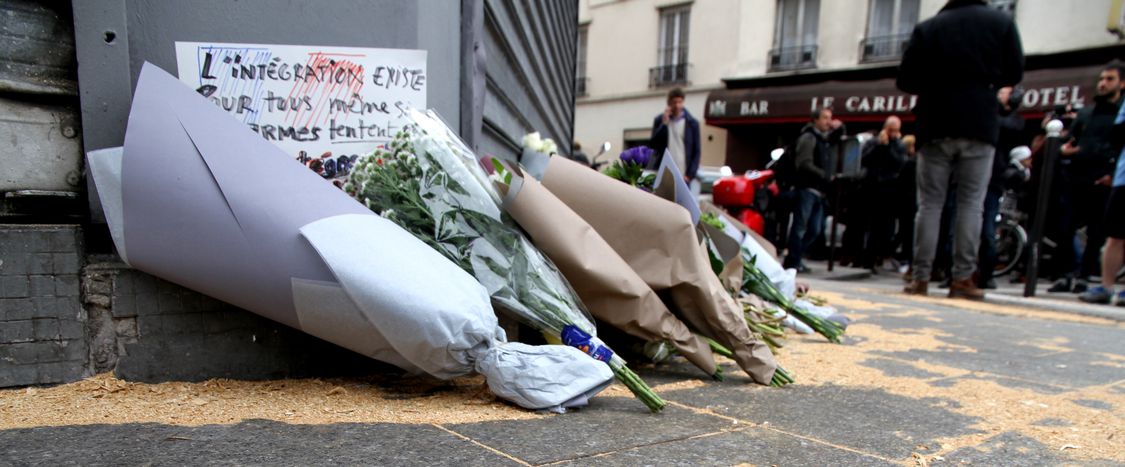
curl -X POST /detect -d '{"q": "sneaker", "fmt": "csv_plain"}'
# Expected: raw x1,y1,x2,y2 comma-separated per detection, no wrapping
949,278,985,300
1079,286,1112,304
1047,278,1073,293
1117,291,1125,307
982,278,998,290
796,264,812,274
903,280,929,296
1072,279,1088,294
938,278,952,289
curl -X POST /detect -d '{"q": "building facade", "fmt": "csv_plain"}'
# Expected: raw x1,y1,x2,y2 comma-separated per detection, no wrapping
575,0,1125,171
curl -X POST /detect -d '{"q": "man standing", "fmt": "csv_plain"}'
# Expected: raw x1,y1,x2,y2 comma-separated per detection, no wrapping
859,116,908,271
1080,98,1125,305
651,88,701,181
783,107,845,272
979,86,1026,289
897,0,1024,300
1049,63,1123,293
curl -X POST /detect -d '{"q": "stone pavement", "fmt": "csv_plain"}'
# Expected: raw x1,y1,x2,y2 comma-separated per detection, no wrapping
800,259,1125,322
2,277,1122,466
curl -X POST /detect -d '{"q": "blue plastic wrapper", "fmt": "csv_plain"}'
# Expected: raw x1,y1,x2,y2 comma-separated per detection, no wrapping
562,325,614,363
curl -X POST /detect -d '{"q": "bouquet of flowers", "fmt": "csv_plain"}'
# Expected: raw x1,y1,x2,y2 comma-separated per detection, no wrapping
603,146,656,190
89,63,615,412
347,109,664,411
535,156,779,385
700,207,847,343
742,254,844,343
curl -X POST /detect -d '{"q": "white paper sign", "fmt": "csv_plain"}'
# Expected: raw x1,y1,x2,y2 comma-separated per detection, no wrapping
175,42,426,183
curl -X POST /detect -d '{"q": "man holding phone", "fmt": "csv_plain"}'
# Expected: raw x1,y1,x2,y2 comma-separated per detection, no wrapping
651,88,701,182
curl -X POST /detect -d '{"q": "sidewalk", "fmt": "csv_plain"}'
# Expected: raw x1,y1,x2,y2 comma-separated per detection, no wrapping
799,259,1125,322
2,263,1122,465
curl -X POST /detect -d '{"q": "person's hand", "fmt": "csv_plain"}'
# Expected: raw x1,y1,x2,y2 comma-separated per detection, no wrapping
1095,175,1112,186
830,119,843,130
796,282,810,295
878,129,889,145
1060,140,1079,157
662,106,673,125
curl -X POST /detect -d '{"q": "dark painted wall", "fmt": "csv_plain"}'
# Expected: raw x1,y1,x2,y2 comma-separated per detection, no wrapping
477,0,577,161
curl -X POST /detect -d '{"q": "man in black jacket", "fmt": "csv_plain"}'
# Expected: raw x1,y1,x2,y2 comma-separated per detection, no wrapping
859,116,908,271
978,86,1026,289
650,88,702,181
783,107,845,271
897,0,1024,300
1050,62,1123,293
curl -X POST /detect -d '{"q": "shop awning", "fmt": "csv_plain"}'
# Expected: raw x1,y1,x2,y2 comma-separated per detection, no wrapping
705,65,1104,127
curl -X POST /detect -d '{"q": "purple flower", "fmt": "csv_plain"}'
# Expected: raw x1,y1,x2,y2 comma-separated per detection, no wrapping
620,146,654,167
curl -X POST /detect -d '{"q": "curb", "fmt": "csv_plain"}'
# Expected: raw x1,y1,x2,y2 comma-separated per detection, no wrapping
984,292,1125,322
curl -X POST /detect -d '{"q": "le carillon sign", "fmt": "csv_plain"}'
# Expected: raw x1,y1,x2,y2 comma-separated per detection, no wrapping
705,65,1103,125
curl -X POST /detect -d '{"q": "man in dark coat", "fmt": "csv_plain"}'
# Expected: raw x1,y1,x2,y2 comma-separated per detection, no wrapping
1050,62,1123,293
650,87,701,181
978,86,1026,289
783,107,845,271
859,116,908,271
897,0,1024,300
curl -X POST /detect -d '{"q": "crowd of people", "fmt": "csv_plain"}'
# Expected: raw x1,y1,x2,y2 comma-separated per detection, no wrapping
771,59,1124,305
768,0,1125,305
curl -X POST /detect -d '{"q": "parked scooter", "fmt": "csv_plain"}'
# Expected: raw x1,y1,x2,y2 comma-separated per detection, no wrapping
590,141,613,170
712,168,775,235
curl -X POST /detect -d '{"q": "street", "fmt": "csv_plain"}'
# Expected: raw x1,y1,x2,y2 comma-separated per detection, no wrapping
2,271,1122,466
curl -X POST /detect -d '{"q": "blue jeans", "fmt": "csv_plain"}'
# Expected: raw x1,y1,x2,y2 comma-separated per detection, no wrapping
784,188,825,268
977,187,1002,285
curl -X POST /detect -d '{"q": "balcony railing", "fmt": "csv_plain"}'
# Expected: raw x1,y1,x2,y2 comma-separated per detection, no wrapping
768,45,817,72
576,77,588,97
861,33,911,63
649,63,689,88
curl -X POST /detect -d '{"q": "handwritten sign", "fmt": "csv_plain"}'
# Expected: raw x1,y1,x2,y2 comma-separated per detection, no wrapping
175,42,426,183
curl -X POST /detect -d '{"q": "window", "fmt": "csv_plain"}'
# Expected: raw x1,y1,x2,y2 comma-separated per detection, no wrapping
576,25,588,96
650,5,690,87
770,0,820,71
861,0,919,62
987,0,1017,16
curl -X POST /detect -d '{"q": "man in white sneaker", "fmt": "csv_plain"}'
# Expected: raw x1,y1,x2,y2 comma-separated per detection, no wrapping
1079,96,1125,306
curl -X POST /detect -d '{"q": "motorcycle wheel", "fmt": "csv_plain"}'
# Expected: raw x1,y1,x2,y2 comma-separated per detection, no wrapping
993,221,1027,277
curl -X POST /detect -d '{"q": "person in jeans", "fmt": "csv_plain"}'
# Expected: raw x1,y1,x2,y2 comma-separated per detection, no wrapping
979,86,1027,289
783,107,845,272
897,0,1024,299
1080,93,1125,305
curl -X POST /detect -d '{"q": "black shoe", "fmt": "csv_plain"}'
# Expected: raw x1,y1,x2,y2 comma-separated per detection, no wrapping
982,279,998,290
938,278,952,289
1072,280,1088,294
1048,278,1072,293
796,264,812,274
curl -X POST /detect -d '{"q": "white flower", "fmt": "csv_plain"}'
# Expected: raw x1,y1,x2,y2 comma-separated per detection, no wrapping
542,138,558,155
522,132,543,152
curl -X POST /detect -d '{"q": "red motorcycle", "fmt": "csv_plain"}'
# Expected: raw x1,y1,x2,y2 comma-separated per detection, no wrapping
712,169,775,235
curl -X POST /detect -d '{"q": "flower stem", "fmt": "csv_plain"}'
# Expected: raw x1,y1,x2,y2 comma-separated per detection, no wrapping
769,366,795,387
609,357,666,412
